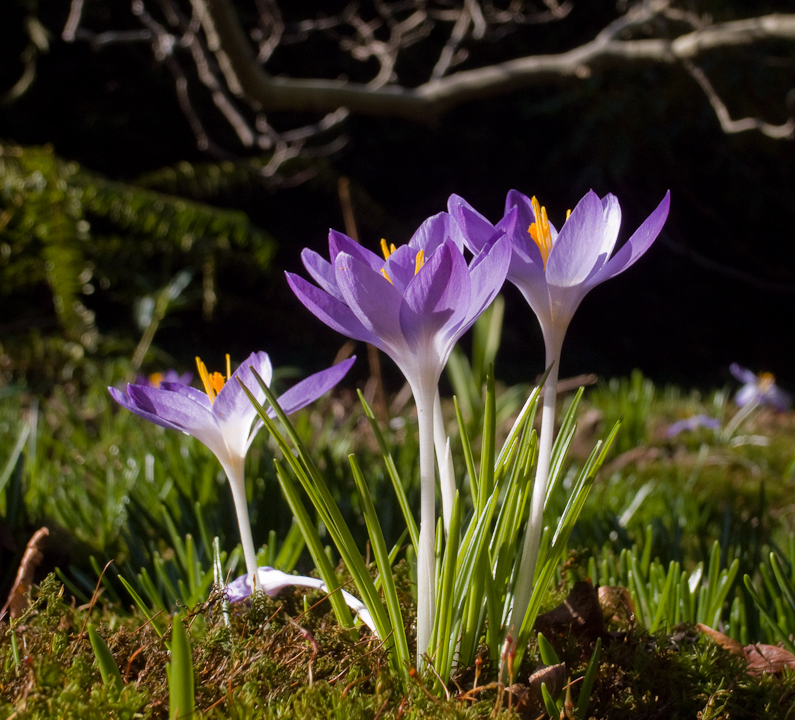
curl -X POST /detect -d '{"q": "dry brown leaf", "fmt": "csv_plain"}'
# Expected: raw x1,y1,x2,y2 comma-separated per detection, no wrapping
744,643,795,676
695,624,745,656
697,624,795,675
1,527,49,620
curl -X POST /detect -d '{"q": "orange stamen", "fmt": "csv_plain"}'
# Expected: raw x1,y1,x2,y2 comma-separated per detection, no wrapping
414,250,425,275
380,239,396,261
196,354,231,404
148,372,164,388
380,268,393,284
528,196,554,270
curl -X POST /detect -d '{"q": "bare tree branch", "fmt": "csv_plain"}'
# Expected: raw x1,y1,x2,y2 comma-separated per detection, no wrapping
682,58,794,139
187,0,795,121
62,0,795,151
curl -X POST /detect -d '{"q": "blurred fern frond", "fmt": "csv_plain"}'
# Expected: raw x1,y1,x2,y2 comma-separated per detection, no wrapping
0,142,274,383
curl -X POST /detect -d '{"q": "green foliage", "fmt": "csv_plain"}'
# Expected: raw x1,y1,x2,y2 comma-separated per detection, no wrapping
0,142,274,385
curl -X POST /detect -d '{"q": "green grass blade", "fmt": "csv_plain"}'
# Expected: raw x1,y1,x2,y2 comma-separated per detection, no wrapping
577,637,602,719
743,575,795,655
118,575,164,637
168,616,195,720
537,632,560,665
357,390,418,551
349,454,410,681
274,461,354,629
541,682,559,718
453,395,478,503
87,624,123,693
770,553,795,611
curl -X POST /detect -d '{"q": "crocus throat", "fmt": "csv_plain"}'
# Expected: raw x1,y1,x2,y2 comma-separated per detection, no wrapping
528,197,571,271
378,239,425,285
196,354,231,404
528,196,553,270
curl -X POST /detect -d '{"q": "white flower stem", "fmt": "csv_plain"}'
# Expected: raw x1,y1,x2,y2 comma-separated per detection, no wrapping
226,471,262,591
505,332,562,653
721,396,759,442
433,389,455,535
414,384,437,667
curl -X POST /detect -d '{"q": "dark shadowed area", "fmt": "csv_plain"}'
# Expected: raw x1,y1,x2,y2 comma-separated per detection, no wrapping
2,1,794,391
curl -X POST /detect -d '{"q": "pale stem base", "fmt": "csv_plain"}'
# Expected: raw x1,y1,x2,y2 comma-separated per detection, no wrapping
227,472,262,591
414,384,437,667
434,389,455,535
505,334,562,665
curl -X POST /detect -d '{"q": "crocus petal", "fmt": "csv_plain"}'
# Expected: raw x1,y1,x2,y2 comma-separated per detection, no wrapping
730,363,757,385
214,352,272,423
591,191,670,286
448,194,497,254
463,233,512,329
109,386,191,434
735,384,758,407
594,193,622,268
286,272,378,345
545,191,605,287
383,244,420,292
335,253,407,352
226,566,378,634
666,414,720,437
159,382,214,409
212,352,272,458
328,229,383,272
125,384,226,457
302,248,346,302
505,190,547,269
399,240,470,355
766,386,792,412
274,357,356,416
409,211,463,255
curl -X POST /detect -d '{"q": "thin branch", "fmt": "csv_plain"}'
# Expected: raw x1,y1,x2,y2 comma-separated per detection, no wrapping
192,1,795,122
682,58,795,139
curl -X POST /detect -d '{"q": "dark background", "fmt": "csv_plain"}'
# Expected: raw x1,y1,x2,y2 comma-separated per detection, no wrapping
2,0,794,392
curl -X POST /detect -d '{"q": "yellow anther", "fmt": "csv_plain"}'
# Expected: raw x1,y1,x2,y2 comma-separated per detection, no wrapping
414,249,425,275
380,268,393,284
566,209,572,220
528,196,554,270
380,239,396,261
196,354,231,404
759,372,776,391
148,372,164,388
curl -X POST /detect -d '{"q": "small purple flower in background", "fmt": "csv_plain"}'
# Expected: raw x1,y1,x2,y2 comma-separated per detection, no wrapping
135,370,193,388
730,363,792,412
110,351,355,589
666,414,721,438
226,566,376,634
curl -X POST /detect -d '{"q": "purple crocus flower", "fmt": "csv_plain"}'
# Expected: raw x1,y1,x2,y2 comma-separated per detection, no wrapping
286,211,511,661
110,352,355,587
135,370,193,388
450,190,671,358
666,414,721,438
226,566,376,633
450,189,669,660
730,363,791,411
286,213,511,397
